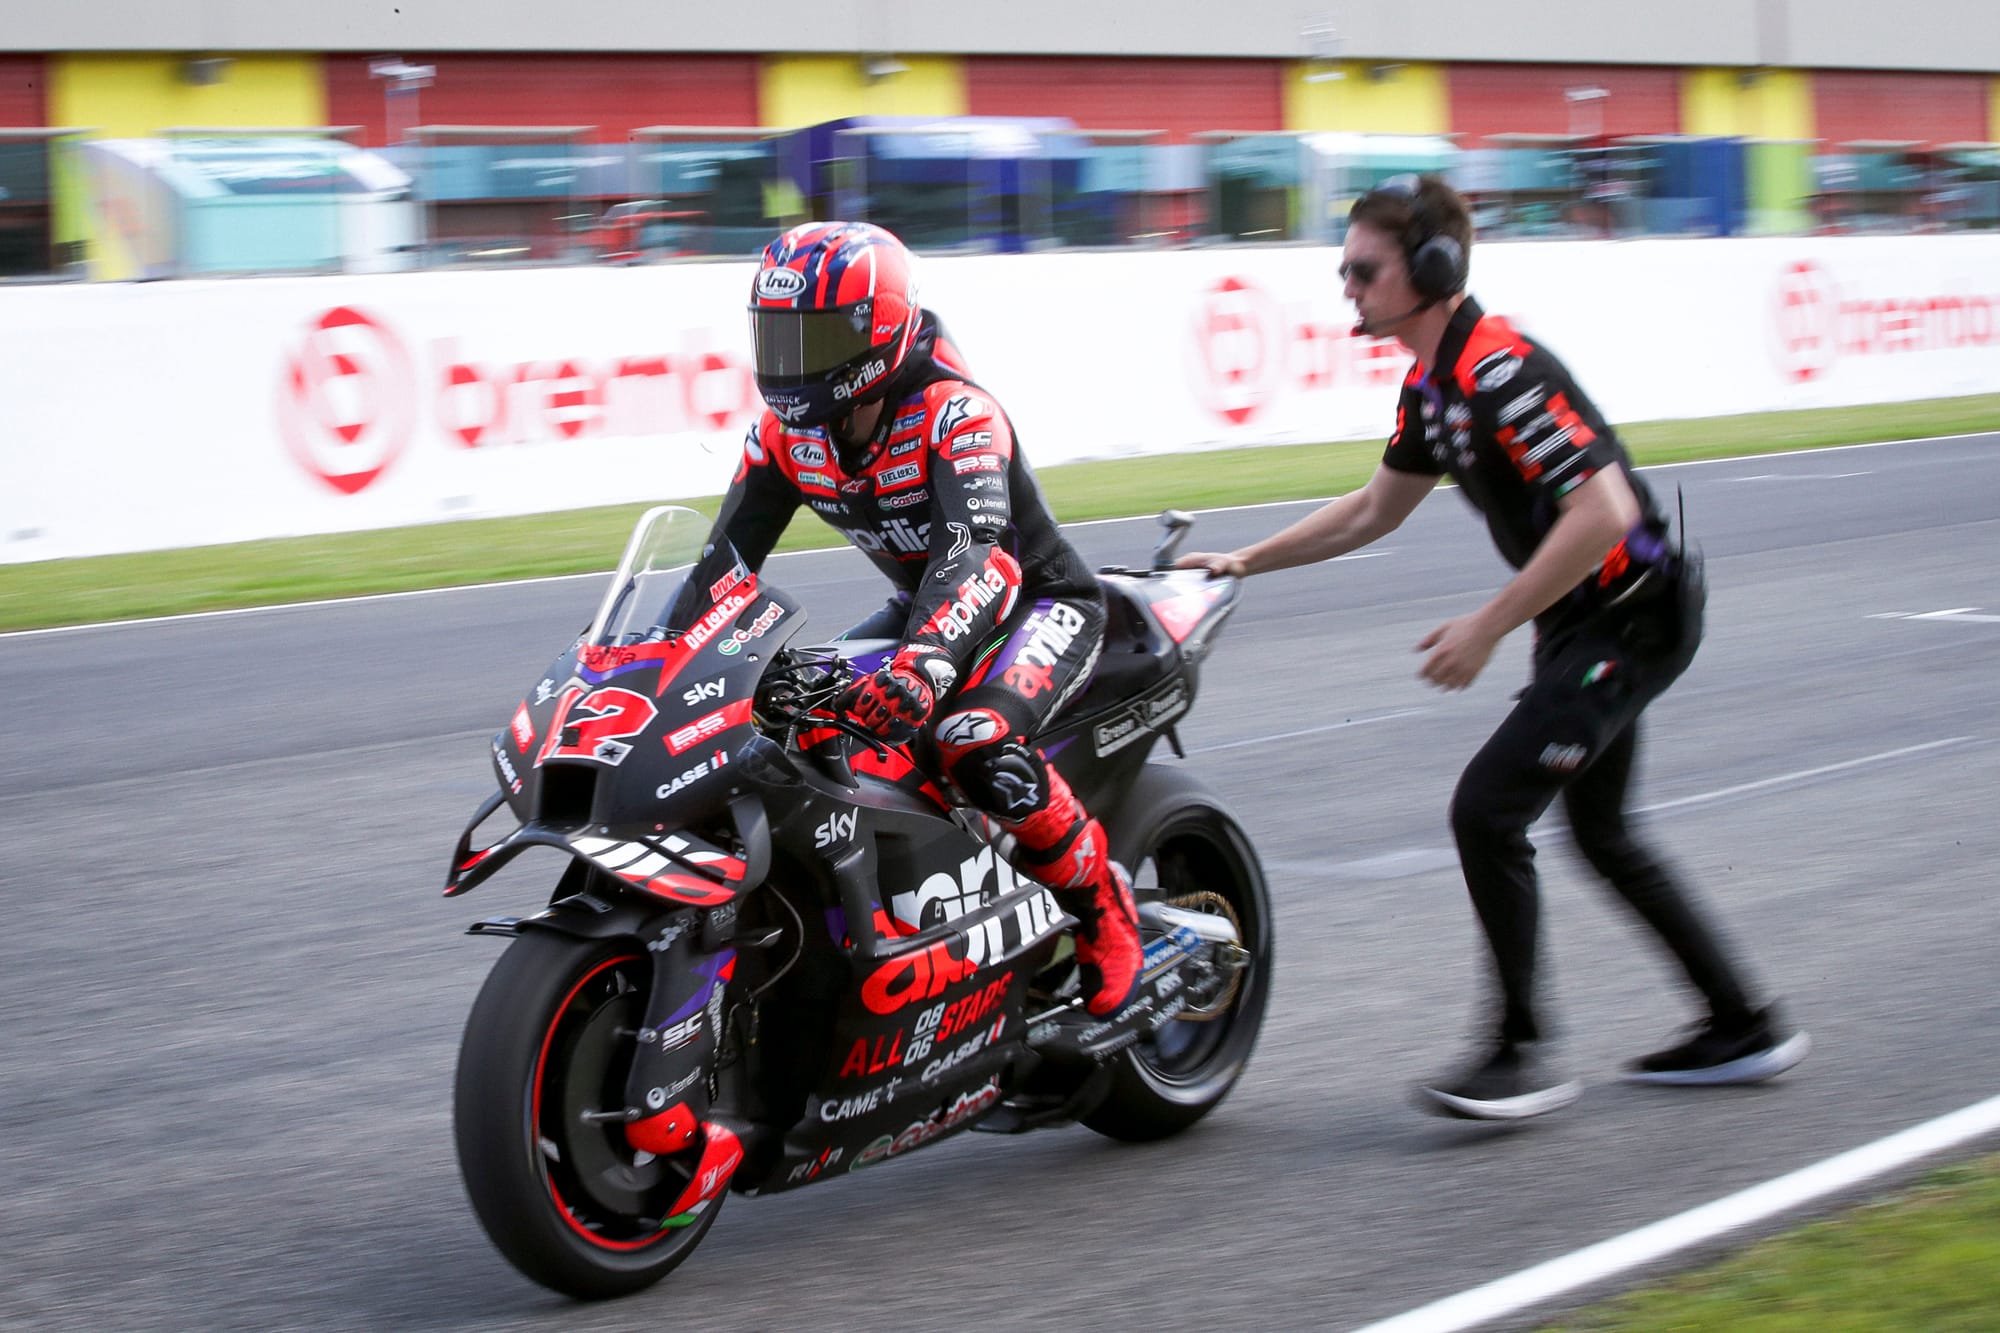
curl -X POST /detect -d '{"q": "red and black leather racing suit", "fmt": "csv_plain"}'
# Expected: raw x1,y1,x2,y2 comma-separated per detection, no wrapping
706,312,1121,919
1385,295,1758,1046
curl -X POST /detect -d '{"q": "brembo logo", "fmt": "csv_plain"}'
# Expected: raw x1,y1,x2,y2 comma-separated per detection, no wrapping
1190,276,1408,428
278,307,759,492
1771,258,2000,384
277,306,418,495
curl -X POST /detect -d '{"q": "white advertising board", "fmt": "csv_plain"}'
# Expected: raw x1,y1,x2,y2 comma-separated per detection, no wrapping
4,235,1997,563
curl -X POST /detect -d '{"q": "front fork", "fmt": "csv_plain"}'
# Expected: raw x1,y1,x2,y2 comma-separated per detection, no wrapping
618,912,744,1216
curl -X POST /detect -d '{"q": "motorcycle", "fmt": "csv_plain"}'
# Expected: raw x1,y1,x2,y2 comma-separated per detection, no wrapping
445,504,1271,1299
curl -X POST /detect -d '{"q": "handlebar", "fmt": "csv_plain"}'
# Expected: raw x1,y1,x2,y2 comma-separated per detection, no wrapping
753,650,892,760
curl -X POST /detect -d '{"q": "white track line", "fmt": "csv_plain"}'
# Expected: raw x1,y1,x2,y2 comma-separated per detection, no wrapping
1633,736,1975,815
1349,1092,2000,1333
6,431,1989,642
1186,707,1429,755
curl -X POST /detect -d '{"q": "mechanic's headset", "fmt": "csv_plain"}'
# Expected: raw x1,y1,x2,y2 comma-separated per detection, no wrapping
1365,173,1467,304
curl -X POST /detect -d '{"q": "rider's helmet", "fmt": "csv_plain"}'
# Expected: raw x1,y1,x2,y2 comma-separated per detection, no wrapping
748,222,920,429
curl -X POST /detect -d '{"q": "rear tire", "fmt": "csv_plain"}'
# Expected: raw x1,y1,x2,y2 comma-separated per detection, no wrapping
1083,764,1273,1142
454,930,722,1299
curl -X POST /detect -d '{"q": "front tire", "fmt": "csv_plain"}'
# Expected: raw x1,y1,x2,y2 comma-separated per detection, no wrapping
454,930,721,1299
1084,764,1274,1142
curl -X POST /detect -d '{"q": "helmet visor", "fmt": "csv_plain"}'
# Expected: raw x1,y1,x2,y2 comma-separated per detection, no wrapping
749,305,878,381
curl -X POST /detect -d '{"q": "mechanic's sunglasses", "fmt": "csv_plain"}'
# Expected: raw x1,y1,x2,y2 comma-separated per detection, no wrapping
1338,257,1384,285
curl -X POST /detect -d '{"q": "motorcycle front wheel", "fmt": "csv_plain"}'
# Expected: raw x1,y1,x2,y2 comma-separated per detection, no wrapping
1086,764,1274,1142
453,930,722,1299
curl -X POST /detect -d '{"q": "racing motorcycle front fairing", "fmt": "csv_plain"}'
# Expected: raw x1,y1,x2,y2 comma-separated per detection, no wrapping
447,509,798,905
447,507,803,1217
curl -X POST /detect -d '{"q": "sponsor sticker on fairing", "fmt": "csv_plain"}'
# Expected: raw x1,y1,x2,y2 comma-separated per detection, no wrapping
715,601,786,656
1091,678,1190,755
666,699,753,755
680,587,759,653
709,561,749,603
492,741,523,794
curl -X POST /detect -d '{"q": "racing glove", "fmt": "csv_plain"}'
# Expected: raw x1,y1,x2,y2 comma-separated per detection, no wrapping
839,649,937,744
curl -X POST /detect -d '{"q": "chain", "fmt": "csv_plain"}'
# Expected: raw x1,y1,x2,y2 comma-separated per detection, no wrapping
1162,888,1243,1021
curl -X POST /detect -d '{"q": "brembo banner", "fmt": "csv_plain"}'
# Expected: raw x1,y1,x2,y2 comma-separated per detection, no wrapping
3,235,1997,562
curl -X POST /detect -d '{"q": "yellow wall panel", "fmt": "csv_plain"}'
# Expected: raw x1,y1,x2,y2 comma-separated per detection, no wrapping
49,53,325,135
1681,67,1812,140
1284,61,1448,135
760,55,966,128
1991,77,2000,143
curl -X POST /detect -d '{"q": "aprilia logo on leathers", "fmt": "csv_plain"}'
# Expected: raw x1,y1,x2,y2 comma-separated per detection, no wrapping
926,568,1008,642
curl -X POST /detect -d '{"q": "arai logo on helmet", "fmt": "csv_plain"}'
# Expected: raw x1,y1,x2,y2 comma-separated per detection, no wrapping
756,267,808,300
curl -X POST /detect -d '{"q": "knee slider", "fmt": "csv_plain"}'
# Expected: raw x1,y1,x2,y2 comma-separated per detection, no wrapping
945,734,1048,821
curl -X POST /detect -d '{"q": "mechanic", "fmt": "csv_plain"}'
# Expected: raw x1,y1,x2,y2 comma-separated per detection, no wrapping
702,221,1142,1017
1178,176,1808,1118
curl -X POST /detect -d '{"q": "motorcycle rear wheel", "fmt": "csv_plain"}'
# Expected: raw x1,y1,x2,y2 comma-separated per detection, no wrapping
454,930,722,1299
1085,764,1273,1142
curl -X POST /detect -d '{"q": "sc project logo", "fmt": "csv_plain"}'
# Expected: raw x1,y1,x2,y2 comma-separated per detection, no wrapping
277,306,418,495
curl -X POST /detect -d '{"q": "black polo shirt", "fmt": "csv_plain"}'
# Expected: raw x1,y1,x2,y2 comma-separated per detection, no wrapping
1383,296,1672,633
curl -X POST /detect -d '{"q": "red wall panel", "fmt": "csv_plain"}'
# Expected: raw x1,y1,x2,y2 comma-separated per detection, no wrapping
0,55,48,125
1449,64,1681,144
967,57,1283,142
323,53,760,145
1813,70,1987,147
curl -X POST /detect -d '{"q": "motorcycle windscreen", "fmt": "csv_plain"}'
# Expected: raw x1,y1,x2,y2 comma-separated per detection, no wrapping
586,504,748,646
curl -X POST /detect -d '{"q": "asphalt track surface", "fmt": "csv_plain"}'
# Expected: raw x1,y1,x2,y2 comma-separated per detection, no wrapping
3,434,1996,1332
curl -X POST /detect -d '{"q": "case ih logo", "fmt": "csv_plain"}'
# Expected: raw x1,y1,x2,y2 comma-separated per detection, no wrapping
1772,259,2000,384
1190,276,1408,427
277,307,760,493
277,306,417,495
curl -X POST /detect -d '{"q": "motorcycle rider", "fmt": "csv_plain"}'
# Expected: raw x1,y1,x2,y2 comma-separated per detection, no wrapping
701,220,1143,1017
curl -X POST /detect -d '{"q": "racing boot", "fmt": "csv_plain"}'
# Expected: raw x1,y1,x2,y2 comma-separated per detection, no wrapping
996,764,1145,1017
1012,814,1143,1016
1053,856,1144,1017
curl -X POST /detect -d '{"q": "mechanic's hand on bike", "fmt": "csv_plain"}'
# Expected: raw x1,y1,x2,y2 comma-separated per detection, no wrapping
840,650,936,743
1175,551,1248,579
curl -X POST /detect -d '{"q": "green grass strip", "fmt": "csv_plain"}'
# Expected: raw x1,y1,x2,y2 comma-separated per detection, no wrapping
1542,1151,2000,1332
5,393,1995,634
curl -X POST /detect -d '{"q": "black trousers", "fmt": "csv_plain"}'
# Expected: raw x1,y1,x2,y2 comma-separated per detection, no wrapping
1448,564,1756,1045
